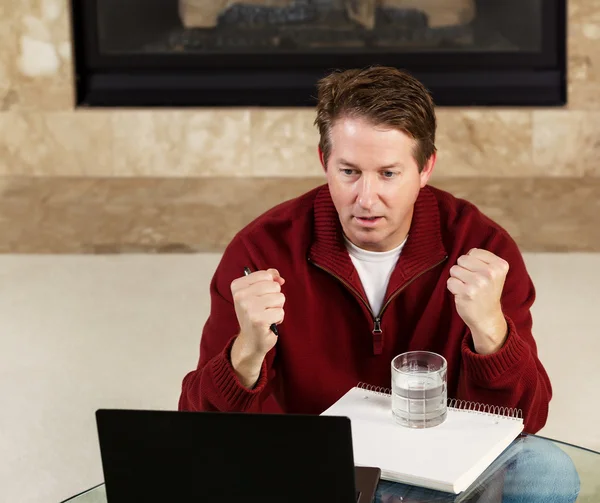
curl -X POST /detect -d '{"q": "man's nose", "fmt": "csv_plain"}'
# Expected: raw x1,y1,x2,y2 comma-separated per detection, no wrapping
357,177,377,210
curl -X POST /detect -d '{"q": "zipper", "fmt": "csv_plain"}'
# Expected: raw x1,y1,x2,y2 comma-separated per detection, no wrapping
308,258,376,322
308,255,448,337
375,255,449,323
373,318,382,335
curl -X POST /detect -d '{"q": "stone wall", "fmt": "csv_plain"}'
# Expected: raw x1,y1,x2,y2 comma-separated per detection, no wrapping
1,0,599,252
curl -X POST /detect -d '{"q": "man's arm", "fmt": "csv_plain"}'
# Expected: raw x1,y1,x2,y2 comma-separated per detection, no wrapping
452,231,552,434
178,236,284,413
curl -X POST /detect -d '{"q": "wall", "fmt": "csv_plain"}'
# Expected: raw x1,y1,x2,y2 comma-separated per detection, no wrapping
0,0,599,254
1,253,600,503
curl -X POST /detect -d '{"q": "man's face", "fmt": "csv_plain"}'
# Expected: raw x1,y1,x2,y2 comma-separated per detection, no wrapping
322,117,435,252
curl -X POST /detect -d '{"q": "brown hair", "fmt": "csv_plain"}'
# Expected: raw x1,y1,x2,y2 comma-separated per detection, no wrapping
314,66,437,172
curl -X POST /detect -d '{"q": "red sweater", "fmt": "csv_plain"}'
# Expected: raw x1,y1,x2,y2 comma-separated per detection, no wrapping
178,184,551,433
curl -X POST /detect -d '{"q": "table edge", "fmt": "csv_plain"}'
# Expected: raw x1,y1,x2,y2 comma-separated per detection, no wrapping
533,434,600,455
58,436,600,501
60,482,104,503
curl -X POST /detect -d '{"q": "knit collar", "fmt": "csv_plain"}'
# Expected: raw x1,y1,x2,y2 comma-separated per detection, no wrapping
308,184,448,307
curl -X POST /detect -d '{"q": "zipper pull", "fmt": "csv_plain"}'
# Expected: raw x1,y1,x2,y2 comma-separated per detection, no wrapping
372,318,383,355
373,318,382,335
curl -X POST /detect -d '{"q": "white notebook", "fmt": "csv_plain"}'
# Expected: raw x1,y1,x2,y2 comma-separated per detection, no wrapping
320,384,524,494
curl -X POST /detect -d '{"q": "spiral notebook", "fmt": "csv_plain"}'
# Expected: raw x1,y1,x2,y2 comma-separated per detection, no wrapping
320,384,524,494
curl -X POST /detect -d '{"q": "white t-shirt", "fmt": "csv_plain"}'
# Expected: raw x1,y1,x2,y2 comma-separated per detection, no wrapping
344,236,408,316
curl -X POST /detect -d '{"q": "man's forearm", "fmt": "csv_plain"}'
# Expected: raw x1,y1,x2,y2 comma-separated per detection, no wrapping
470,313,509,355
230,335,266,389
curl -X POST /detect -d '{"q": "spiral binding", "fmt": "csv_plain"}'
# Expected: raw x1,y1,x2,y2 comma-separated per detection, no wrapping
447,398,523,420
357,382,393,396
357,382,523,420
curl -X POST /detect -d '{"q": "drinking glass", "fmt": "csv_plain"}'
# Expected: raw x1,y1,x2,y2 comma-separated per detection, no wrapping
391,351,447,428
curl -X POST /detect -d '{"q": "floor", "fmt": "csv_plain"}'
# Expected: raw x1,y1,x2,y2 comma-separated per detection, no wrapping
0,253,598,503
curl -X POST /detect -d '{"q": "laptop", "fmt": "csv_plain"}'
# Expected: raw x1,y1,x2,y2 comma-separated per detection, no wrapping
96,409,381,503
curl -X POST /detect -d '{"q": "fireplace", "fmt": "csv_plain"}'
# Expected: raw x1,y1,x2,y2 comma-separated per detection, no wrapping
71,0,566,107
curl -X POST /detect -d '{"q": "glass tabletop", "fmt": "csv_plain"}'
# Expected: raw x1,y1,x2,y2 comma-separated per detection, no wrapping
61,436,600,503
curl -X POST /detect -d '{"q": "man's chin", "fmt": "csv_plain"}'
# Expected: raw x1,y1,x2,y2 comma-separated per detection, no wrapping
352,223,383,235
347,229,384,247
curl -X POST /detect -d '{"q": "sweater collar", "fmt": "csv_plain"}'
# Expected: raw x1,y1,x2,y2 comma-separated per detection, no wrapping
308,184,448,306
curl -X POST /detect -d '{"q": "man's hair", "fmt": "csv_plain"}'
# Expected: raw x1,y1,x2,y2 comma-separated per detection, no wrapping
314,66,437,172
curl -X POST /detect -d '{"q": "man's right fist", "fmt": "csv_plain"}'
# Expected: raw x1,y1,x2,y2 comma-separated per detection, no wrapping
230,269,286,387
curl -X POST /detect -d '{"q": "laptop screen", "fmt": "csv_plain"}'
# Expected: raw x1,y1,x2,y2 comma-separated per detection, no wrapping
96,409,359,503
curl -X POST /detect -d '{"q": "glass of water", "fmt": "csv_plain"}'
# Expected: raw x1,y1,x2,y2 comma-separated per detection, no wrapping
391,351,447,428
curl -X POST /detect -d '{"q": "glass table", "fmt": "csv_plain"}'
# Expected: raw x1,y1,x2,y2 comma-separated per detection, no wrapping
61,436,600,503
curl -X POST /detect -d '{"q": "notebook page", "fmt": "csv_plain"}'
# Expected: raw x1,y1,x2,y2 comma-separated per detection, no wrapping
321,387,524,493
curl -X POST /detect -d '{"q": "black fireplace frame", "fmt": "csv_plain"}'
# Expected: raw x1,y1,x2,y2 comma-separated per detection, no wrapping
70,0,567,107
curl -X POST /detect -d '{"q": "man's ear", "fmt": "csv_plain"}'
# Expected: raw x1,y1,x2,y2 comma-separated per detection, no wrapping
318,146,326,172
419,152,437,188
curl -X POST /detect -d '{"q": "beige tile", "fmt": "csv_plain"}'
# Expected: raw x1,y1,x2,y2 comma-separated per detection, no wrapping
1,0,74,111
567,81,600,111
112,110,251,176
569,0,600,24
0,111,113,175
13,81,74,110
533,111,600,176
250,109,322,176
568,0,600,109
434,110,533,177
0,176,599,253
0,12,18,110
0,177,325,253
433,177,600,252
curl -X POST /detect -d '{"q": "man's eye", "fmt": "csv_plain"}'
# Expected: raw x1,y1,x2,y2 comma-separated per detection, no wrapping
342,169,355,176
383,171,396,178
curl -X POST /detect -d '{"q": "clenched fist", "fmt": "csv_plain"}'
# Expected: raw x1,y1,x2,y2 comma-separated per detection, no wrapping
447,249,509,355
230,268,285,388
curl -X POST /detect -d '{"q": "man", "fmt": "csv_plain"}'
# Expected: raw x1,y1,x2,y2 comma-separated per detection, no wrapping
178,66,551,435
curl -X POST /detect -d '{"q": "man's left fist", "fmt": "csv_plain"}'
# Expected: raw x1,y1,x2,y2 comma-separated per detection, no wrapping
447,248,509,355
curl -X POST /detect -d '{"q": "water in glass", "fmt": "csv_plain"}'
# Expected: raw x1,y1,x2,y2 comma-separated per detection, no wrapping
391,352,447,428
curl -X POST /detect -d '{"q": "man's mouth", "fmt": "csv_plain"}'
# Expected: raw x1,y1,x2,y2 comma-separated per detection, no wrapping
355,216,383,225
